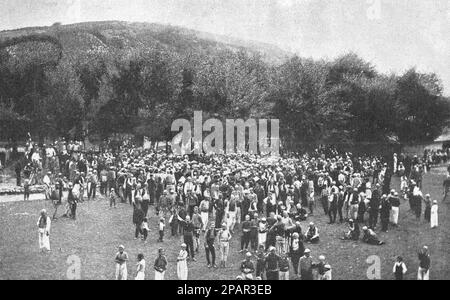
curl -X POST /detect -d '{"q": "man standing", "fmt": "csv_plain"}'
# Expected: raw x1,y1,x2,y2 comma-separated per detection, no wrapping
417,246,430,280
278,252,290,280
218,223,232,268
55,173,64,204
42,172,52,200
254,182,265,215
328,185,338,224
214,195,226,229
349,188,360,221
270,215,286,254
250,213,259,252
114,245,128,280
14,160,22,186
380,195,391,232
368,184,381,229
37,209,51,252
186,189,198,218
337,186,345,223
443,174,450,202
227,189,239,233
88,170,98,200
147,173,156,206
199,197,210,231
132,199,144,240
389,191,400,227
240,214,252,253
177,244,189,280
289,232,304,279
265,246,279,280
192,206,203,253
67,183,78,220
393,256,407,280
179,215,196,261
100,168,108,196
430,200,438,229
154,248,168,280
204,222,218,268
299,248,313,280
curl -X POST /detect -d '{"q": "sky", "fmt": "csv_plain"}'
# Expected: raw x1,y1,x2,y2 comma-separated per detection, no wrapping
1,0,449,95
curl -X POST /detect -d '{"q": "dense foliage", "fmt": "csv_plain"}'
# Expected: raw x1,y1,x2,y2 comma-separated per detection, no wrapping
0,22,449,149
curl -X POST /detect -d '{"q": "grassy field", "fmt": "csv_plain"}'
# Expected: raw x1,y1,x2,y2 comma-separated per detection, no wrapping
0,167,449,280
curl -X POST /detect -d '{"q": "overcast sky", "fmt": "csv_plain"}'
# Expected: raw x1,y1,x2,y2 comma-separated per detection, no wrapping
1,0,449,95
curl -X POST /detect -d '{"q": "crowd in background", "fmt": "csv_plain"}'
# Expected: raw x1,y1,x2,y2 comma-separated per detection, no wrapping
20,138,442,280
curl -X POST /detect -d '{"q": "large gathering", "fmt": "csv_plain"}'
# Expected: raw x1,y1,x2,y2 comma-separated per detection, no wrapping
17,137,443,280
1,1,449,282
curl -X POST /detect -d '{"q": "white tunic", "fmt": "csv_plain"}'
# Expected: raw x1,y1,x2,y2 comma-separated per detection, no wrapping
177,250,188,280
37,216,51,251
431,204,438,228
135,259,145,280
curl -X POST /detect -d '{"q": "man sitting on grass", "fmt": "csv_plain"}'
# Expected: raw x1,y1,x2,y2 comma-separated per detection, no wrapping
240,252,255,280
305,222,319,244
341,219,359,241
362,226,384,245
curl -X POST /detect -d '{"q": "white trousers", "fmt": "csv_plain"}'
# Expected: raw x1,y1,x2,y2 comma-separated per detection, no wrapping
135,271,145,280
155,271,165,280
390,207,399,224
227,211,236,231
201,212,209,230
115,263,127,280
258,232,267,246
177,261,188,280
279,271,289,280
417,267,429,280
38,229,50,251
236,207,241,224
431,208,438,228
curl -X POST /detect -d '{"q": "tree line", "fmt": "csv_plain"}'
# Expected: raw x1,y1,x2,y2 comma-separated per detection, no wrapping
1,33,449,151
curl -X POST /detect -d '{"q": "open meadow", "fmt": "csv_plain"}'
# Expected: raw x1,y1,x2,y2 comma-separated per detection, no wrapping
0,167,449,280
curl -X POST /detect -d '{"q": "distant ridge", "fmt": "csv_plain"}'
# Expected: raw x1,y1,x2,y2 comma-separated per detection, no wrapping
0,20,292,64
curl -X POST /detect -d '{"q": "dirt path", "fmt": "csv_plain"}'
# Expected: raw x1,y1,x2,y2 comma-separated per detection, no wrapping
0,193,47,203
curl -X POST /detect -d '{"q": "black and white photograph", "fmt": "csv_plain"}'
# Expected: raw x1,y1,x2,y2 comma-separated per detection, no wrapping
0,0,449,282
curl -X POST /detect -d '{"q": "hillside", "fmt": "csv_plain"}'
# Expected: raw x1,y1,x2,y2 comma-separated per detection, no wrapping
0,20,291,65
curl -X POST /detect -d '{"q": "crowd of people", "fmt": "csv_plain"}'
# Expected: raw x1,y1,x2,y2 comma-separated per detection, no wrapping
22,137,443,280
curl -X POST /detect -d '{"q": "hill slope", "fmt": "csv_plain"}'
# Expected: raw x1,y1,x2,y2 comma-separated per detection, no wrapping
0,21,291,64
